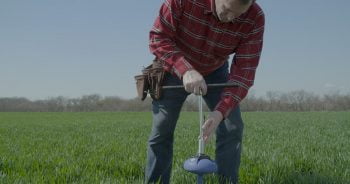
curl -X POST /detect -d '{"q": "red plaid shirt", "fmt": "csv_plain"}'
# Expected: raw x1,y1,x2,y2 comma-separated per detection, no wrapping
150,0,265,117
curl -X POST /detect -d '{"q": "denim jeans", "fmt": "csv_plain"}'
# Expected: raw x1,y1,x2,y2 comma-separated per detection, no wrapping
145,62,244,184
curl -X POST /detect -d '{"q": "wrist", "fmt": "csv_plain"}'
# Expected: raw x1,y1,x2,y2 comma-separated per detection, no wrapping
173,58,193,79
214,97,236,118
183,69,194,77
213,110,223,122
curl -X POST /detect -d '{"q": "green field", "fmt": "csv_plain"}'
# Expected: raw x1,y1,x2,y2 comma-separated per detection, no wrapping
0,112,349,183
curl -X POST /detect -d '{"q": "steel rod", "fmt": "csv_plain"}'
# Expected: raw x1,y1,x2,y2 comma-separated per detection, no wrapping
162,82,239,89
198,93,204,155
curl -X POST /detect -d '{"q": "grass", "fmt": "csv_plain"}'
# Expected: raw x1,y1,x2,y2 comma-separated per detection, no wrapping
0,112,349,183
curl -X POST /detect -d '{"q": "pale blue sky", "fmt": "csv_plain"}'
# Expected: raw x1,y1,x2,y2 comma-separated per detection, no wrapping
1,0,349,100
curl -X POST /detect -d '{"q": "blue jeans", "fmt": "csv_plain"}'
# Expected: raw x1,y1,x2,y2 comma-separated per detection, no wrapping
145,62,244,184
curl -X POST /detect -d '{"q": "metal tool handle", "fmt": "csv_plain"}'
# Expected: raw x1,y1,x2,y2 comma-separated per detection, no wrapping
198,91,205,155
162,82,239,89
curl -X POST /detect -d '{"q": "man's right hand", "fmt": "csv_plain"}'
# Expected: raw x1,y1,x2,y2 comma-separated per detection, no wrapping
182,69,207,95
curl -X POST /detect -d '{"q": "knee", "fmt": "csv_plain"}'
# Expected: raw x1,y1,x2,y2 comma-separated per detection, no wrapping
226,106,244,132
225,113,244,134
148,132,174,147
148,120,175,147
218,114,243,134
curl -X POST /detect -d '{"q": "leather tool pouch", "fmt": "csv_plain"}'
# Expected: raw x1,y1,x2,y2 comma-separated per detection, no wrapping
134,59,165,101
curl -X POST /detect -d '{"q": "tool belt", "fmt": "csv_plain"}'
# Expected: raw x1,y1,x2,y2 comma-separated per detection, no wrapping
134,59,165,101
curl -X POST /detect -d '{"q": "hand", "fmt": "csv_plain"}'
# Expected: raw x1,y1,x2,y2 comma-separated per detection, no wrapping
202,110,223,143
182,69,207,95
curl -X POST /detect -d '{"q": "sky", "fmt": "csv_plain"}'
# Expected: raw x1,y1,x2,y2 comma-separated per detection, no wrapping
1,0,349,100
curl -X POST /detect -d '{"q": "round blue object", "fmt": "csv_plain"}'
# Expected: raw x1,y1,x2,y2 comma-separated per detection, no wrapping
183,154,218,175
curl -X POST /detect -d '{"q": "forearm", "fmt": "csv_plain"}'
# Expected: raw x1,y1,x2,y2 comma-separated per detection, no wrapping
150,30,193,78
214,63,254,117
149,0,193,79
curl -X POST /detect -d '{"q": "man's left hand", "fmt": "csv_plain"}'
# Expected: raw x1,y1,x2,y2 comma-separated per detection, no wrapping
202,110,223,143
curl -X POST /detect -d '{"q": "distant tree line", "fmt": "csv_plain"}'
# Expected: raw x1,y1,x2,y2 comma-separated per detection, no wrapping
0,90,349,112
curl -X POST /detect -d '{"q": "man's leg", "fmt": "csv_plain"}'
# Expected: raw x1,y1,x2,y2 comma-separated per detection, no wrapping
204,92,244,184
203,62,244,183
216,107,244,184
145,73,188,184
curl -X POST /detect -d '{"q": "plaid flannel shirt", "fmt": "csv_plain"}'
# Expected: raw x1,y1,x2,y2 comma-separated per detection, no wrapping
150,0,265,117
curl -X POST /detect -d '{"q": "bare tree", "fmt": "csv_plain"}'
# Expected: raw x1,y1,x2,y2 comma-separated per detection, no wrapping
0,91,349,112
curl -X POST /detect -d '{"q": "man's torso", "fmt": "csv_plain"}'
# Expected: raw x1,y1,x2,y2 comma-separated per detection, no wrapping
174,0,262,75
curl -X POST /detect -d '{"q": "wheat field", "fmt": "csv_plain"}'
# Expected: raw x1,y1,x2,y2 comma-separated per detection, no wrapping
0,112,349,183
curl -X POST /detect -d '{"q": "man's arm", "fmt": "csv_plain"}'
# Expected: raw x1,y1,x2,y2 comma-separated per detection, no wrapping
215,10,265,118
150,0,193,79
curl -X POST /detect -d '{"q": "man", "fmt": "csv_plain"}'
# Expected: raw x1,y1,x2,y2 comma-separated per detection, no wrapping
145,0,264,183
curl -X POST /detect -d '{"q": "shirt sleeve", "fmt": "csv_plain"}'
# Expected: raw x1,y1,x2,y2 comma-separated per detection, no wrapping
215,10,265,118
149,0,193,78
